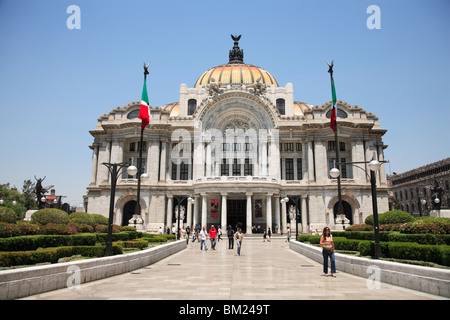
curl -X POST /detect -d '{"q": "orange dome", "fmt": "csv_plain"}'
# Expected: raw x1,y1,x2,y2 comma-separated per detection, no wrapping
194,63,278,88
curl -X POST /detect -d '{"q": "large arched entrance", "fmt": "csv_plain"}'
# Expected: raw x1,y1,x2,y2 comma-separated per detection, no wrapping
333,200,353,225
122,200,136,226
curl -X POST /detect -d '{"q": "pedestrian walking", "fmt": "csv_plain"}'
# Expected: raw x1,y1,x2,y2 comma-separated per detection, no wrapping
186,225,191,244
209,225,217,250
234,228,244,256
263,229,266,242
227,225,234,249
267,227,271,242
286,226,291,242
200,226,208,251
320,226,336,277
218,226,222,241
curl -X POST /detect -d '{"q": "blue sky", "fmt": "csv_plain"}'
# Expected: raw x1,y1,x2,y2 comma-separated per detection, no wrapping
0,0,449,206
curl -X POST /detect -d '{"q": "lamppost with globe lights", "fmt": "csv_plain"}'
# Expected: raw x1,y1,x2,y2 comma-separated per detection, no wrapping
330,158,385,259
102,161,138,256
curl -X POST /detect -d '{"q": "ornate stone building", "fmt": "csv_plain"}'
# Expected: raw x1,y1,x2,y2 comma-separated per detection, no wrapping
388,158,450,216
85,36,389,233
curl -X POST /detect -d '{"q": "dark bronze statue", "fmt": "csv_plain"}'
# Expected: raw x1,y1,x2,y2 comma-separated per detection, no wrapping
229,34,244,64
34,176,47,209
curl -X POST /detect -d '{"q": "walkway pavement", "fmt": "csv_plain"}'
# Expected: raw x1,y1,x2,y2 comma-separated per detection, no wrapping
23,237,445,300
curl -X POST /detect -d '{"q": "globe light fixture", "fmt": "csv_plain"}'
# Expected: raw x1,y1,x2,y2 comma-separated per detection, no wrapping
127,165,138,176
329,167,340,178
368,159,381,172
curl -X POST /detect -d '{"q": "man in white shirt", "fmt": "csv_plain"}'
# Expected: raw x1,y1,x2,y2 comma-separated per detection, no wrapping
200,226,208,251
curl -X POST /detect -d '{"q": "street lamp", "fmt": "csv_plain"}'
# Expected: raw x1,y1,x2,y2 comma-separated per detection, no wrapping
329,158,385,259
103,161,137,256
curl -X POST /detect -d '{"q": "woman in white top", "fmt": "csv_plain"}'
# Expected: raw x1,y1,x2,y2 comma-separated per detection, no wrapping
320,227,336,277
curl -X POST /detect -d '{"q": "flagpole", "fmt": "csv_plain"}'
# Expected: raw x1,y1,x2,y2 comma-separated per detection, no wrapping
328,62,344,222
134,65,150,219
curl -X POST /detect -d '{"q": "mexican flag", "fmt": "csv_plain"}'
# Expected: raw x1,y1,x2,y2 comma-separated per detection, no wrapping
330,77,337,132
138,77,150,130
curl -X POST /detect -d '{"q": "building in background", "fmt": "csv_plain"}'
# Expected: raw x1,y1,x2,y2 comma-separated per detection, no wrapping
85,36,389,233
388,158,450,217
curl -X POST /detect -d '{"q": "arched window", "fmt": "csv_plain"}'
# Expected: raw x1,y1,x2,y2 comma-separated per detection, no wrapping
188,99,197,115
127,109,140,119
326,109,348,119
276,99,285,115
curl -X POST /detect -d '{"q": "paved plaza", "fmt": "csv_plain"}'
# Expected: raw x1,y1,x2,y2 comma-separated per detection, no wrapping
23,237,445,300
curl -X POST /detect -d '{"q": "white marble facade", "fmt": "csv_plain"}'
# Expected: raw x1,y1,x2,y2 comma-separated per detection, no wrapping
86,40,389,233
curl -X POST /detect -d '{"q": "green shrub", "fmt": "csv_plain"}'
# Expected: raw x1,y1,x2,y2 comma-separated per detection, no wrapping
39,223,72,235
0,223,20,237
31,209,69,225
387,242,448,266
0,207,17,223
401,217,450,235
388,233,438,245
91,214,108,225
345,223,373,231
15,221,40,235
115,239,149,250
0,245,123,267
0,234,98,251
69,212,94,226
365,210,414,226
95,224,107,233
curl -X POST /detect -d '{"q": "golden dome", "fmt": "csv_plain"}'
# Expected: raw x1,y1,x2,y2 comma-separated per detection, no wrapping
194,35,278,88
194,63,278,88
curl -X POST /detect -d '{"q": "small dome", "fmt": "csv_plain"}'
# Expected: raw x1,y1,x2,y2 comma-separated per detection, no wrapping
194,63,278,88
161,102,179,117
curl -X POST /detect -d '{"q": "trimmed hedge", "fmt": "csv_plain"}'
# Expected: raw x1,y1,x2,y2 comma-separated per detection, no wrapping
115,239,149,250
0,245,123,267
296,234,450,266
0,232,139,252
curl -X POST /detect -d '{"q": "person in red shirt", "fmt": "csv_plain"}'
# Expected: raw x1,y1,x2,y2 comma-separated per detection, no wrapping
209,225,217,250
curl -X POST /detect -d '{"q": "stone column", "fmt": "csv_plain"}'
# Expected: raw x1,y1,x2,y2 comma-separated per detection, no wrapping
266,193,273,231
221,193,227,230
246,192,253,234
90,144,99,185
187,197,192,228
147,140,160,183
193,195,199,227
281,197,287,234
205,142,212,177
314,139,327,182
166,195,173,230
201,193,208,228
159,140,167,181
274,195,280,233
301,195,308,234
98,140,111,184
307,139,315,181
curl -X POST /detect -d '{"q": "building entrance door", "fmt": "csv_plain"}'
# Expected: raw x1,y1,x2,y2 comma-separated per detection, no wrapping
227,199,246,232
333,200,353,225
122,200,136,226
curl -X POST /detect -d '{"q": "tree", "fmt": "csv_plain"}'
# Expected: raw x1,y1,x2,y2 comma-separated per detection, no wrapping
22,179,37,210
